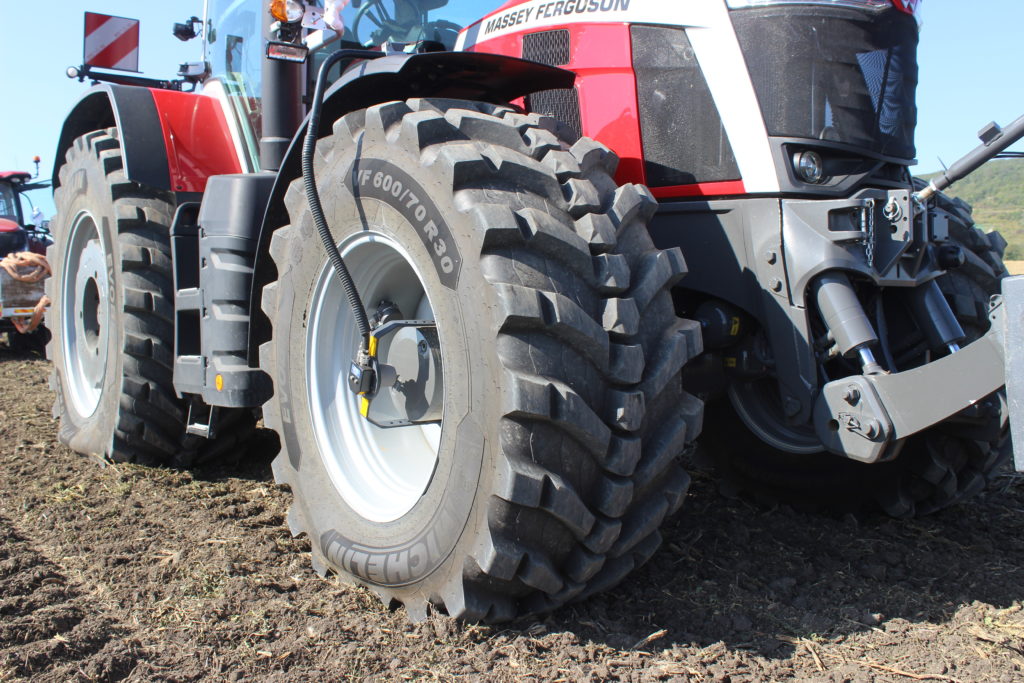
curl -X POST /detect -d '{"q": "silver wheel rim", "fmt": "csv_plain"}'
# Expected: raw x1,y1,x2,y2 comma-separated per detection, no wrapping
307,231,442,523
61,211,111,418
729,380,823,455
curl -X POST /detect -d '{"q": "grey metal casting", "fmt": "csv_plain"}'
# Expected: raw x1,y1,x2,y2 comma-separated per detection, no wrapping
815,297,1007,463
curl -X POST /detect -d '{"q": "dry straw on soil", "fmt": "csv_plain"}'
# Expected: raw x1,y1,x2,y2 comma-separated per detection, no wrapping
1,355,1023,681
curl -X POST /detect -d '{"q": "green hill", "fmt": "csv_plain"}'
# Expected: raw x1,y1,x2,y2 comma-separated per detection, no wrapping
920,157,1024,259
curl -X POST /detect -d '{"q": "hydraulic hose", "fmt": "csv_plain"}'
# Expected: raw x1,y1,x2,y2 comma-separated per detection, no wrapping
916,113,1024,202
302,49,384,347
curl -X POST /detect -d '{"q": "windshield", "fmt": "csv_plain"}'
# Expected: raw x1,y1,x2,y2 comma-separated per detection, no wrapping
316,1,498,47
205,0,500,168
206,0,265,169
0,183,19,223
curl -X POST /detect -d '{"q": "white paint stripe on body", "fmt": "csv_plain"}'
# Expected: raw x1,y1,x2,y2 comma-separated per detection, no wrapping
685,1,779,192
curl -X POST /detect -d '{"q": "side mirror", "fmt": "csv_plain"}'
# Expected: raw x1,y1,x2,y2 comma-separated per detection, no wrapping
173,16,202,41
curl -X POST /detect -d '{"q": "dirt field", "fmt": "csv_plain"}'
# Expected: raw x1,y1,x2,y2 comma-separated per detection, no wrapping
1005,260,1024,276
2,352,1024,682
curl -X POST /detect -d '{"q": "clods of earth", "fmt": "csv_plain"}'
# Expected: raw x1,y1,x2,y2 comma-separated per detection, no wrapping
1,352,1023,681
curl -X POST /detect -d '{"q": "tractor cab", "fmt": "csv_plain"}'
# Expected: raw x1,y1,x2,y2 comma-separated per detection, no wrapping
203,0,496,171
0,172,32,225
0,171,51,256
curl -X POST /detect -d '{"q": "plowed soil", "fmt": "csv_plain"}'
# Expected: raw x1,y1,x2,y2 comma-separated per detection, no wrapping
2,350,1024,682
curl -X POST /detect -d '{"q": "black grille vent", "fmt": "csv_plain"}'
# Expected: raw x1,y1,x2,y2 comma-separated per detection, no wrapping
632,25,740,186
522,30,571,66
523,30,581,139
527,89,583,139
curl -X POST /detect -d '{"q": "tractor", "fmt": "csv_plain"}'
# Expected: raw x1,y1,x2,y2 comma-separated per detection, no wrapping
48,0,1021,622
0,166,52,352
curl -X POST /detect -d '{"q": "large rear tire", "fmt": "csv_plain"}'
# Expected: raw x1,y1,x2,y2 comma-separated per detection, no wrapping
701,190,1009,517
48,129,248,467
261,99,703,622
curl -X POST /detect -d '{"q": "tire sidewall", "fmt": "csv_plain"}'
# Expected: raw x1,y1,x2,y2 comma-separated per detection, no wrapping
273,134,501,591
50,147,125,457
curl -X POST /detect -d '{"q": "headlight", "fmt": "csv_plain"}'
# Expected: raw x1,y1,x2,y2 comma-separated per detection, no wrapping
792,150,825,184
270,0,305,23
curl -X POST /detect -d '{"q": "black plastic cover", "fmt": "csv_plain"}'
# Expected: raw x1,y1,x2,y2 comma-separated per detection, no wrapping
731,6,918,161
631,24,740,187
174,174,275,407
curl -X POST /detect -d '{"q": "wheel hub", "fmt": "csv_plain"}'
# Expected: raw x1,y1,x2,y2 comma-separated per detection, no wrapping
61,213,110,418
728,379,823,455
306,232,442,523
356,320,443,428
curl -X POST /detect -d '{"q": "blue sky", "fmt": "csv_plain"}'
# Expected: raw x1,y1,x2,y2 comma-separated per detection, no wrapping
1,1,1021,217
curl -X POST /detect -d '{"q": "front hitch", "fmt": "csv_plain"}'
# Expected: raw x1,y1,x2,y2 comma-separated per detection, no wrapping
814,294,1007,463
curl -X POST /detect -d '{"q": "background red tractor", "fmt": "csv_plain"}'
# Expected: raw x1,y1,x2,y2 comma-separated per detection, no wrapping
0,167,52,352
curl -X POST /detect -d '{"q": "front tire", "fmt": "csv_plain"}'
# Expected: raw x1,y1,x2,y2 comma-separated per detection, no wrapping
261,99,703,621
48,129,238,467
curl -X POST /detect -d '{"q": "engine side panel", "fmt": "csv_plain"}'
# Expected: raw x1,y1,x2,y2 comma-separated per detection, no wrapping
459,0,780,196
481,22,646,188
148,90,245,193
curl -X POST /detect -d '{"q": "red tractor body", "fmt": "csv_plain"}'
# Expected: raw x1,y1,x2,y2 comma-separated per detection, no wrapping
42,0,1020,623
459,0,922,201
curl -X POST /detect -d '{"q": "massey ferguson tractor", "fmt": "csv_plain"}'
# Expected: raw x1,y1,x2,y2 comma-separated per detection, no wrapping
48,0,1022,622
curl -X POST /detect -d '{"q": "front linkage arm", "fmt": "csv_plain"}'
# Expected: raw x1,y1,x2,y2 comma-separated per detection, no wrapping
815,295,1007,463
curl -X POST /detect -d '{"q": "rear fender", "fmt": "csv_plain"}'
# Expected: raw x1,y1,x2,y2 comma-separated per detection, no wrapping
53,85,243,196
247,50,574,360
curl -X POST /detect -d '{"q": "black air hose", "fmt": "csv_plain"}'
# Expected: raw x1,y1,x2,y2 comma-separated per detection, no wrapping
302,49,384,347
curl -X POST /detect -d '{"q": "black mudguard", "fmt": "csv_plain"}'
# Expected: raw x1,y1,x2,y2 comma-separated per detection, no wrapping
52,85,172,192
247,50,574,360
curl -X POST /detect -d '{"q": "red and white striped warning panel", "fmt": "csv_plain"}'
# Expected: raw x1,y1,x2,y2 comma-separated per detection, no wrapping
83,12,140,72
